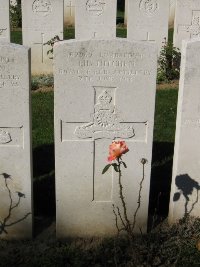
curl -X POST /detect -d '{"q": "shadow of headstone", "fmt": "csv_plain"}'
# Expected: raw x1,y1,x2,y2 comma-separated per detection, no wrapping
174,174,200,217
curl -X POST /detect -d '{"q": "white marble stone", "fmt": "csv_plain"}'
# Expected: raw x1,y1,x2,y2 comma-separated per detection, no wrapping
127,0,169,53
124,0,128,25
75,0,117,39
0,0,10,43
22,0,64,75
169,39,200,222
169,0,175,28
64,0,75,26
0,43,32,239
174,0,200,49
54,39,157,237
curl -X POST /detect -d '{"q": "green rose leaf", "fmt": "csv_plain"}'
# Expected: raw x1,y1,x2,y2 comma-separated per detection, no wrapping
102,164,111,174
112,163,119,173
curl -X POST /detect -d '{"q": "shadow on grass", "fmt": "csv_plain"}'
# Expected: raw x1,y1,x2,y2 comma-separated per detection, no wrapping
33,144,55,178
33,144,55,236
148,141,174,230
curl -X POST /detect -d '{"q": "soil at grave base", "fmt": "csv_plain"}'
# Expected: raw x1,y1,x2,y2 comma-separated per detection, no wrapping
32,80,179,93
156,80,179,90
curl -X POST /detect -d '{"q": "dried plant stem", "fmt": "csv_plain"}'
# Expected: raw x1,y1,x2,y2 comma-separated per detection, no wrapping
132,160,145,232
112,158,147,243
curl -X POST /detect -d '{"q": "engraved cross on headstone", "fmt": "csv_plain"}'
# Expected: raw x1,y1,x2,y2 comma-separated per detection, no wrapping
66,0,75,17
142,32,155,42
71,87,135,202
178,10,200,38
34,33,45,63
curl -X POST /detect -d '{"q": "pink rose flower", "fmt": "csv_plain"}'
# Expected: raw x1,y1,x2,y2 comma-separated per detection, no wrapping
108,141,129,162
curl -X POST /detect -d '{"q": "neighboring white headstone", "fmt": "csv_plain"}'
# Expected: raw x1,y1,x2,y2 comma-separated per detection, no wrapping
22,0,64,75
127,0,169,53
174,0,200,49
64,0,75,26
75,0,117,39
169,0,175,28
169,39,200,222
54,39,157,237
124,0,128,25
0,43,32,239
0,0,10,43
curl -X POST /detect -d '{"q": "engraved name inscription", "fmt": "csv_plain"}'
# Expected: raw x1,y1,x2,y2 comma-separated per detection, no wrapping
139,0,159,16
32,0,52,16
86,0,106,16
0,73,20,88
58,50,152,83
0,130,12,144
75,90,135,140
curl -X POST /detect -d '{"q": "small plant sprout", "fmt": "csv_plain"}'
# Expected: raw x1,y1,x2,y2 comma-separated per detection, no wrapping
102,140,148,244
44,35,62,59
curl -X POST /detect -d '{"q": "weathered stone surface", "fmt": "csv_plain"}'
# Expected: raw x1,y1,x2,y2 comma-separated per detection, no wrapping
169,39,200,222
124,0,128,25
174,0,200,49
127,0,169,53
54,39,157,237
64,0,75,26
22,0,63,74
75,0,117,39
0,0,10,43
0,43,32,239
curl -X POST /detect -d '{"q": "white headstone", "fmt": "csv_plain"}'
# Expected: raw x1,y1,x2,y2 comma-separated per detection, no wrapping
22,0,64,75
54,39,157,237
124,0,128,25
75,0,117,39
169,39,200,222
0,43,32,239
127,0,169,53
169,0,175,28
174,0,200,49
0,0,10,43
64,0,75,26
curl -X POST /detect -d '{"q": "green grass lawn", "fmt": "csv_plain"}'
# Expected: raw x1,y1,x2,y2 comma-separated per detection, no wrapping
154,89,178,143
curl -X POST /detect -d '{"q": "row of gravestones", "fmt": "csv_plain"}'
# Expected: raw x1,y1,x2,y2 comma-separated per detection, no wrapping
10,0,176,28
2,0,199,75
1,35,200,239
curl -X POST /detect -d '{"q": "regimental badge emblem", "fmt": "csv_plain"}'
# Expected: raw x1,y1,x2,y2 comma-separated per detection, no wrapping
0,130,12,144
86,0,106,16
75,90,135,140
32,0,52,16
139,0,158,16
